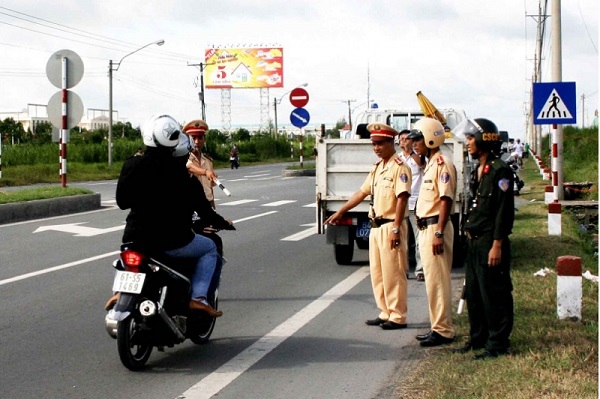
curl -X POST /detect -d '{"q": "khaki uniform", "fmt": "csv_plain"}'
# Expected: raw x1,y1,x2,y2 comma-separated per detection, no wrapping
188,151,216,207
360,156,411,324
416,150,457,338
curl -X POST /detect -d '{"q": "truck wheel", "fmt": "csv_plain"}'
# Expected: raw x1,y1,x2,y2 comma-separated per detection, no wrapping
334,243,354,265
356,239,369,250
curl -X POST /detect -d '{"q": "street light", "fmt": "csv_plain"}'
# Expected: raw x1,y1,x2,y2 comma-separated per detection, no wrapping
108,39,164,166
273,83,308,135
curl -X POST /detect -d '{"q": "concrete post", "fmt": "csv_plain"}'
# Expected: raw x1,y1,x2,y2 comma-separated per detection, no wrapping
548,202,562,236
557,255,582,321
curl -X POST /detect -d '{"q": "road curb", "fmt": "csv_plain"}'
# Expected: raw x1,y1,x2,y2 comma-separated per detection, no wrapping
0,193,102,225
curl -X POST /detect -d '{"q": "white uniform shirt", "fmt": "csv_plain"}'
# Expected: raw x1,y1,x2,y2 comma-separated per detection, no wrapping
400,151,423,211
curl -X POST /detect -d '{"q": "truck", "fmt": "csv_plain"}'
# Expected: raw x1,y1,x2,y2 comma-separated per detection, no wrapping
316,108,471,266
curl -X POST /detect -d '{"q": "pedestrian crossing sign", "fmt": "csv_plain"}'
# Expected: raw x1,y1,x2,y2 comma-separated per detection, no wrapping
533,82,576,125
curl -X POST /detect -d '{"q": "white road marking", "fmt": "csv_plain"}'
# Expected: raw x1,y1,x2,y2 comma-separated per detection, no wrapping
177,267,370,399
0,207,117,228
224,179,248,182
244,173,271,178
303,203,316,208
220,199,258,206
261,200,297,207
0,251,120,287
281,227,316,241
34,223,125,237
255,176,280,181
1,211,277,286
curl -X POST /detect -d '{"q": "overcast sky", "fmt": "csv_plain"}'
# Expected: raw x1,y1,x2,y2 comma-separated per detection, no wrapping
0,0,597,140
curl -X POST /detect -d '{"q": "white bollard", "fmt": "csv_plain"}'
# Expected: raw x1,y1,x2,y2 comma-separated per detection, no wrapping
543,167,550,181
557,255,582,321
548,202,562,236
544,186,554,204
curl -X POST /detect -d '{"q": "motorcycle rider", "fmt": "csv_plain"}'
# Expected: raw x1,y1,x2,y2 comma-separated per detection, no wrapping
111,114,225,317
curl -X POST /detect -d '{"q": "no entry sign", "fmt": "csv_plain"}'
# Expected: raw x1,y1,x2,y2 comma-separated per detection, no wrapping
289,87,309,108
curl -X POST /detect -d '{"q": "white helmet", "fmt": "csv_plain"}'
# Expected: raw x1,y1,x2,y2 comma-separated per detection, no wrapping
412,117,445,149
141,114,181,148
172,131,193,157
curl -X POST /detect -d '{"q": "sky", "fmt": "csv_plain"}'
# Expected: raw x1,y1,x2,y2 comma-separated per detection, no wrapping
0,0,598,141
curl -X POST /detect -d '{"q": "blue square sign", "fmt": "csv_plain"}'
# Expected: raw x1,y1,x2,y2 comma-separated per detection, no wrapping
533,82,576,125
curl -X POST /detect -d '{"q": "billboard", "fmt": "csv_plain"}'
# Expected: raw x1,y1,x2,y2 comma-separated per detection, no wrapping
204,47,284,89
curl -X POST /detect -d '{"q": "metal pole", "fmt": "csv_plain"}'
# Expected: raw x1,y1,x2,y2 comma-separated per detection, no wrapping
61,56,68,187
551,0,563,201
274,97,278,135
108,60,113,167
299,129,304,168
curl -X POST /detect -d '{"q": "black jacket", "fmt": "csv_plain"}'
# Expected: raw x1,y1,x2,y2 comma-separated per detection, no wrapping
116,147,228,251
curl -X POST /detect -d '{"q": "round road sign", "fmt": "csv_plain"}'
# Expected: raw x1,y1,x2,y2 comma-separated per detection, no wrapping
46,49,84,89
289,87,309,108
47,90,84,130
290,107,310,128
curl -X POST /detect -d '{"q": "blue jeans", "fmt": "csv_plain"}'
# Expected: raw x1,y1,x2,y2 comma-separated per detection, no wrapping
164,234,222,301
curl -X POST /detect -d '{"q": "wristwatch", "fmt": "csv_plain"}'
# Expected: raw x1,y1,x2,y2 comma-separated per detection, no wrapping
392,227,400,234
434,230,444,238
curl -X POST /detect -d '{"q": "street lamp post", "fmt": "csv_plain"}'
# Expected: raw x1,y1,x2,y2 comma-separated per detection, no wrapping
273,83,308,135
108,39,164,166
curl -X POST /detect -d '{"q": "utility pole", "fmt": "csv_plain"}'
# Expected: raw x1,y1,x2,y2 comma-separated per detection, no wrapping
527,1,548,156
581,93,585,128
188,62,210,121
551,0,564,201
342,99,356,129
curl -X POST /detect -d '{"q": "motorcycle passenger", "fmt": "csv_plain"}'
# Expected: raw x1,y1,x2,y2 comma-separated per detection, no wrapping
115,114,223,317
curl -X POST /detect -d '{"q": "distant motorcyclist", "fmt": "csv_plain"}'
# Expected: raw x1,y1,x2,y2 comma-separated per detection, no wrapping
230,144,240,169
112,114,226,317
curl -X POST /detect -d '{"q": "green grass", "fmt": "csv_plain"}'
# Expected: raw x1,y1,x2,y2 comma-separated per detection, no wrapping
396,156,598,399
0,186,93,204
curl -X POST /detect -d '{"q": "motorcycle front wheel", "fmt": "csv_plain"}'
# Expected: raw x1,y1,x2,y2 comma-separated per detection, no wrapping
117,315,153,371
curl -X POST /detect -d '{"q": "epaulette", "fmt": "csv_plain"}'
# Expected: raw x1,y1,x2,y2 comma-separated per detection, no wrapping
394,157,404,165
437,155,445,165
374,159,383,165
203,153,213,162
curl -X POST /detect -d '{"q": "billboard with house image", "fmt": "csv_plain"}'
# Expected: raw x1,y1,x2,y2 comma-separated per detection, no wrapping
204,47,284,89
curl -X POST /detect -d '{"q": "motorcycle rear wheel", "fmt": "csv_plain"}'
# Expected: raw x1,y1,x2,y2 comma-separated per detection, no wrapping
117,315,153,371
190,292,218,344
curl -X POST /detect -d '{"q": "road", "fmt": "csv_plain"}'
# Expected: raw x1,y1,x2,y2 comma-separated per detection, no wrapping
0,163,455,399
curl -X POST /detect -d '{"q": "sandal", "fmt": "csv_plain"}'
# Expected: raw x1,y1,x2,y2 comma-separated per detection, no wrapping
416,273,425,282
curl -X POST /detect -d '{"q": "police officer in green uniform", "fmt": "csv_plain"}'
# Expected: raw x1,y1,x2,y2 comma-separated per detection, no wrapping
453,118,515,360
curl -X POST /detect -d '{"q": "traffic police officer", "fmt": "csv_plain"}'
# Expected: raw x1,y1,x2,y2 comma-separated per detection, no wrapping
324,123,412,330
408,118,457,347
183,119,218,209
453,118,514,360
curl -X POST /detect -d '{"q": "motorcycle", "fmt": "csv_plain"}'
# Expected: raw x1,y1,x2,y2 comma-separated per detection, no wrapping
229,151,240,169
105,223,233,371
501,153,525,195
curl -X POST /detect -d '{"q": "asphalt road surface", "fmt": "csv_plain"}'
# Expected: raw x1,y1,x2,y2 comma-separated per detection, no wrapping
0,163,461,399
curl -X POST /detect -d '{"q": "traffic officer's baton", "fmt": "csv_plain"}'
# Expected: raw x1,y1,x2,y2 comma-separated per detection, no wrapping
214,178,232,196
457,279,466,314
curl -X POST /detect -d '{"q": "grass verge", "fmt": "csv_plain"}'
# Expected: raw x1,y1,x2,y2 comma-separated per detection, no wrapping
0,186,94,204
397,157,598,399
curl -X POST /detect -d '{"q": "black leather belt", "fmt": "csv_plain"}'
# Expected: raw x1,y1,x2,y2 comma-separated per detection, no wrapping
370,218,394,228
465,231,488,240
416,215,439,230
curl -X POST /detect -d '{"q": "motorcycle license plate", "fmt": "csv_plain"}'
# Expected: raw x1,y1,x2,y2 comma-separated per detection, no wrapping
356,219,371,238
112,271,146,294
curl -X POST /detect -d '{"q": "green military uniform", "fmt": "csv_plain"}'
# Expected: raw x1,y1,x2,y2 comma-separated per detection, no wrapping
463,155,514,352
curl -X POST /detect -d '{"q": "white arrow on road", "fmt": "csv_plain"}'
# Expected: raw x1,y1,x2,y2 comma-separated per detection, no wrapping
34,222,124,237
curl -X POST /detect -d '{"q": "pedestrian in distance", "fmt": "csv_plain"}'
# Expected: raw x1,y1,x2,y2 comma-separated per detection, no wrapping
398,129,426,281
324,123,412,330
452,118,515,360
183,119,218,209
408,117,457,347
134,147,144,157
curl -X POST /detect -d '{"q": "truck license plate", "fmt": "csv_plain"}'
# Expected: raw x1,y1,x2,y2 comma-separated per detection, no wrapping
112,271,146,294
356,220,371,238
